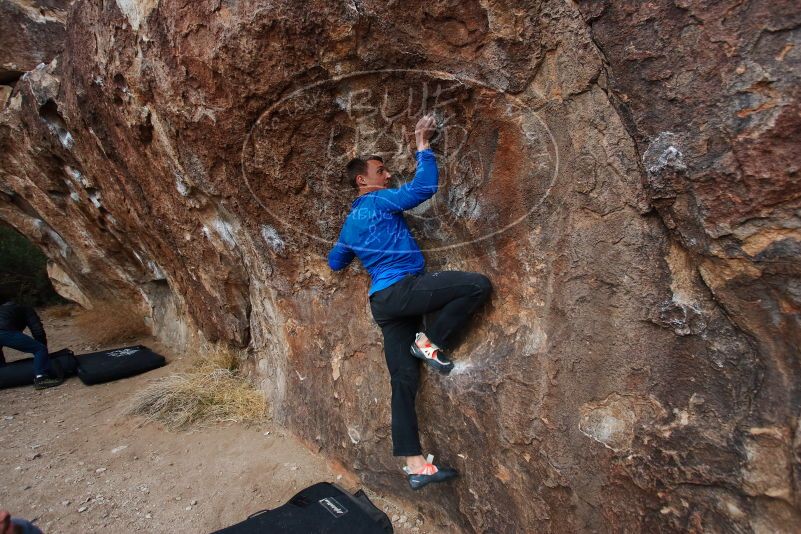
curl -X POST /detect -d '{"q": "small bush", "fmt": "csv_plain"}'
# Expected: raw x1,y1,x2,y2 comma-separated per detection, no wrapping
45,302,79,318
72,300,150,344
126,346,266,430
0,224,64,307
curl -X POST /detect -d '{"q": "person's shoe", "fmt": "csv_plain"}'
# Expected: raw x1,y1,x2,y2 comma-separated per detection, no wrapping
409,333,454,375
33,373,64,390
402,454,458,490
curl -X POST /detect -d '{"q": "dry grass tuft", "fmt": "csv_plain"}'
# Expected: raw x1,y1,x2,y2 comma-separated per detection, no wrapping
73,300,150,344
45,302,78,319
126,346,266,430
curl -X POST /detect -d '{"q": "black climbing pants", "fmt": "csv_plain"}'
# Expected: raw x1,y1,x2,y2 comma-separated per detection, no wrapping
368,270,492,456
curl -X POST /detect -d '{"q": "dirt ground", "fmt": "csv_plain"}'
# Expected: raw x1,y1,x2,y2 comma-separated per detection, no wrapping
0,304,436,533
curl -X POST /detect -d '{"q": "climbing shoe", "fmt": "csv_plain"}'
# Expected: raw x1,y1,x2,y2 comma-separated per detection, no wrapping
409,333,454,375
402,454,458,490
33,372,63,390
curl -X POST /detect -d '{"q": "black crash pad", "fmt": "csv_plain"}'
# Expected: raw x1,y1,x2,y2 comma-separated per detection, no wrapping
76,344,166,385
0,348,78,389
211,482,393,534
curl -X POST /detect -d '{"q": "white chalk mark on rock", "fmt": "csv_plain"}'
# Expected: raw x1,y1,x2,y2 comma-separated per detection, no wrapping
260,224,286,253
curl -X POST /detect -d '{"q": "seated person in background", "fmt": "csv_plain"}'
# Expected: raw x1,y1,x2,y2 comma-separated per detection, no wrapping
0,292,62,389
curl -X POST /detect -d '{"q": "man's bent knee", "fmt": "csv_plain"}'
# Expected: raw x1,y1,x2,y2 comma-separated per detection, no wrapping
473,273,492,298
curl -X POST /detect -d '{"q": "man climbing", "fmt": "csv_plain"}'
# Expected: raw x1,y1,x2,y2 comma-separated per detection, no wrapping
0,295,62,389
327,113,492,490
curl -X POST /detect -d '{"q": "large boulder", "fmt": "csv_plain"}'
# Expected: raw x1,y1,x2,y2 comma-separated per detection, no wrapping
0,0,798,530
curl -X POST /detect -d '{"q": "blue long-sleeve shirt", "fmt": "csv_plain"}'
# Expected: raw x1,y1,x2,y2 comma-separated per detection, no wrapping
328,148,438,296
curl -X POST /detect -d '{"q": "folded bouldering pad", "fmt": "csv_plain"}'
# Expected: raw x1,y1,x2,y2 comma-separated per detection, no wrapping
0,348,78,389
76,344,166,385
211,482,393,534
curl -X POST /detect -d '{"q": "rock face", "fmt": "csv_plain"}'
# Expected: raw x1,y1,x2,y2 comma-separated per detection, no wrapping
0,0,72,84
1,0,799,531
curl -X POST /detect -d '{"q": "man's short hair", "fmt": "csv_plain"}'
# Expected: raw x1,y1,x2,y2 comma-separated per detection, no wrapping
346,155,383,191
